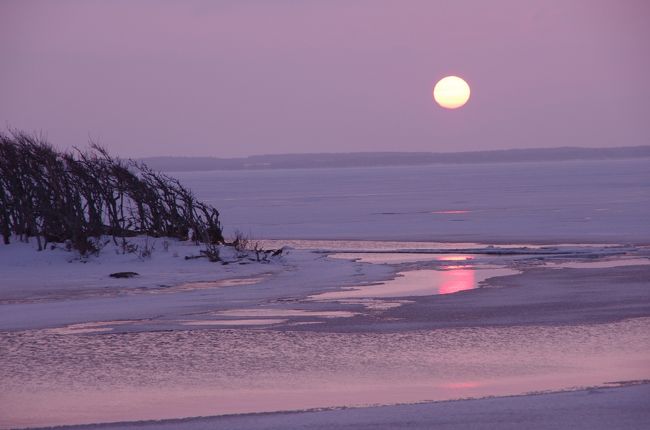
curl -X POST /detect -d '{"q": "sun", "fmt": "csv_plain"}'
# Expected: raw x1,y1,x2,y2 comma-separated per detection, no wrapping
433,76,470,109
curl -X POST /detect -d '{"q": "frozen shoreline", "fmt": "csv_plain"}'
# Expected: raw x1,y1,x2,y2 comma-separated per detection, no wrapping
30,382,650,430
1,238,649,429
0,237,394,331
1,238,648,332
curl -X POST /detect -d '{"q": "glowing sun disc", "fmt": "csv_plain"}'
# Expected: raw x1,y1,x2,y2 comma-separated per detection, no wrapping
433,76,470,109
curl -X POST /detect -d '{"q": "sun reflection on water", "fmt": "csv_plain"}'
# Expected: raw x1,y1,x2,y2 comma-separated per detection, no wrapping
312,254,515,300
437,268,476,295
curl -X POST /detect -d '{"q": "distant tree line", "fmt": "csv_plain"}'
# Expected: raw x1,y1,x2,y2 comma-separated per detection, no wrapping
0,131,224,254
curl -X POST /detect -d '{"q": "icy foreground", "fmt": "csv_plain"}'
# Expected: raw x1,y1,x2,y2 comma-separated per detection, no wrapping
1,238,648,332
1,236,650,429
0,237,391,331
57,383,650,430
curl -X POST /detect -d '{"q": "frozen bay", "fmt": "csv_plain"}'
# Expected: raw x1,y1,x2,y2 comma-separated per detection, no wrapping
174,158,650,244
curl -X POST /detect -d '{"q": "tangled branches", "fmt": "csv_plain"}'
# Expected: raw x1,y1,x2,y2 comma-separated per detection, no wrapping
0,131,224,253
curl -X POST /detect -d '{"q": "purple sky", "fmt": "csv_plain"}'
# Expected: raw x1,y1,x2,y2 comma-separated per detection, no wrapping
1,0,648,157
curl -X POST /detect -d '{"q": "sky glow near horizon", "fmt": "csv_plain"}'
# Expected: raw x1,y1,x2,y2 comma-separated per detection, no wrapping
0,0,649,157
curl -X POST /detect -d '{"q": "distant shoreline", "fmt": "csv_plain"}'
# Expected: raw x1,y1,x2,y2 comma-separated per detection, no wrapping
139,146,650,172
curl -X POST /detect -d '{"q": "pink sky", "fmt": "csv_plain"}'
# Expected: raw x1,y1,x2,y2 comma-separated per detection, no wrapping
1,0,648,157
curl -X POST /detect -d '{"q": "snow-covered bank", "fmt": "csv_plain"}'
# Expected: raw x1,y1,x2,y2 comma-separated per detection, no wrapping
35,383,650,430
0,237,393,331
0,237,278,303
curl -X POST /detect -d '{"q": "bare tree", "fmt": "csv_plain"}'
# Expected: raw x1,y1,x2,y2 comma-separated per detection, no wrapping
0,131,224,254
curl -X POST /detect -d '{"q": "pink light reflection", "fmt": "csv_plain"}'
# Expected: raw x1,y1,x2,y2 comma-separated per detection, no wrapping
431,210,471,214
437,255,473,262
437,267,475,295
436,254,475,296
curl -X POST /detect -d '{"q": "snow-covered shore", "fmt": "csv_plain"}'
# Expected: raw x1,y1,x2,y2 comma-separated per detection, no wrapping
0,237,393,332
2,236,650,429
2,237,648,333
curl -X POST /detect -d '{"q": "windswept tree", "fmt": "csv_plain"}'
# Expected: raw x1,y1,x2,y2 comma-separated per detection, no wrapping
0,131,224,253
